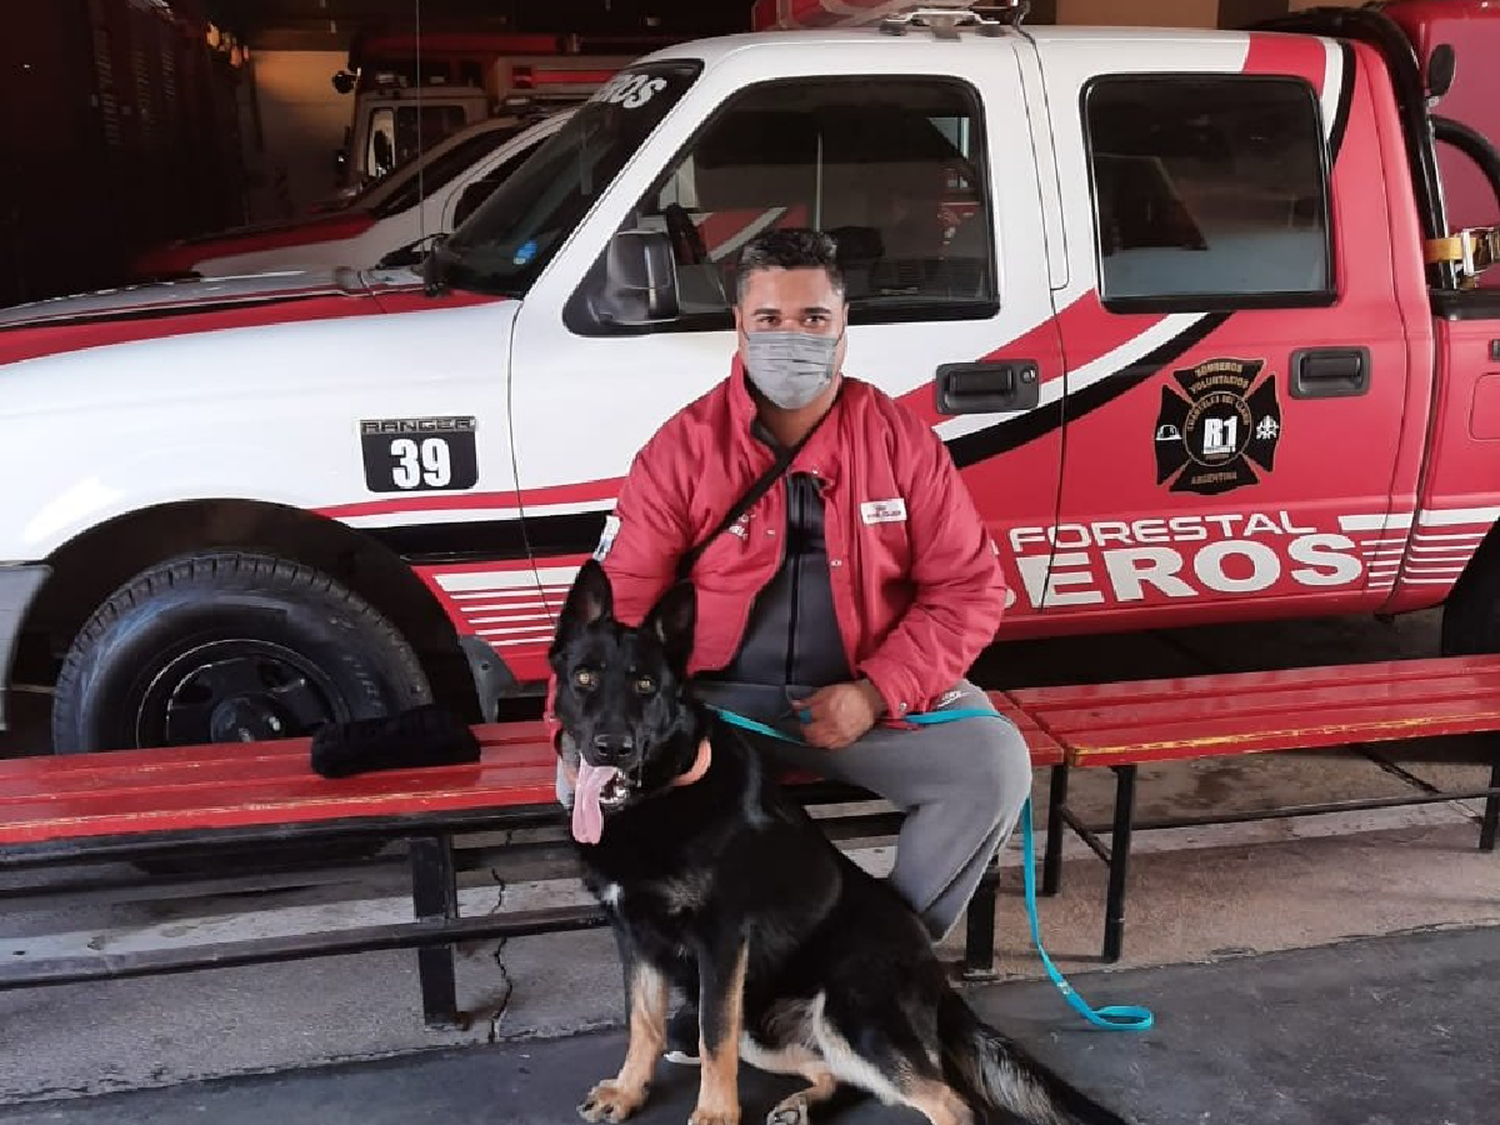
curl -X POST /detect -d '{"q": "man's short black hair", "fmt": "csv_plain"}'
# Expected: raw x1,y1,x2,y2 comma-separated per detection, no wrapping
735,228,846,305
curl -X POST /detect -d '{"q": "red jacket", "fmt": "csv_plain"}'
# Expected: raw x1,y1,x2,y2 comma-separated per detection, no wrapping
545,361,1007,731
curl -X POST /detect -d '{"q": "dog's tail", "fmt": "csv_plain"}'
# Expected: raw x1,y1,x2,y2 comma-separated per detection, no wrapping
938,989,1101,1125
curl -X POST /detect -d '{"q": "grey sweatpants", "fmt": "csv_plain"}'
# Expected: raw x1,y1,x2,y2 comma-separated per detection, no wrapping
557,678,1033,943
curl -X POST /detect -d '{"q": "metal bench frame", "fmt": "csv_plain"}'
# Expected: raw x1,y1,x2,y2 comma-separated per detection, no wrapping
1012,656,1500,963
0,779,1033,1028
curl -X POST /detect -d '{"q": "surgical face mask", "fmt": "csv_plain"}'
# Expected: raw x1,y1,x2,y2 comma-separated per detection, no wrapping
742,330,841,410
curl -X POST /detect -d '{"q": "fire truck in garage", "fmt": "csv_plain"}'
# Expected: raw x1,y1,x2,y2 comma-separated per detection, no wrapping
1,0,1499,763
329,29,656,191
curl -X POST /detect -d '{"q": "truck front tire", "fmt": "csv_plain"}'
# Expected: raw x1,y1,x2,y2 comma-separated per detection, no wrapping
52,551,432,754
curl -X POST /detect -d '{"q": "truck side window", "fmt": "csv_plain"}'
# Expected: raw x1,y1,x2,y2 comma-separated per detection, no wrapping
372,126,526,219
1082,76,1333,311
627,77,994,328
367,104,473,181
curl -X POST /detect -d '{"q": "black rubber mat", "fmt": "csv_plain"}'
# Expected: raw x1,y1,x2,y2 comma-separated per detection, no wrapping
976,925,1500,1125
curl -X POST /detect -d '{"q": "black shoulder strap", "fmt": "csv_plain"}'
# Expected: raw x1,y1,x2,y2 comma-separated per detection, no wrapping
674,414,827,582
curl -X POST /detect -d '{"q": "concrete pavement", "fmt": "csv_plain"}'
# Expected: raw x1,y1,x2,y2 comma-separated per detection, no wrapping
4,925,1496,1125
3,607,1498,1112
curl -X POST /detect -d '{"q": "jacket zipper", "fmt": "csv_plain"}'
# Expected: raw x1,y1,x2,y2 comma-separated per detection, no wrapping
784,475,801,689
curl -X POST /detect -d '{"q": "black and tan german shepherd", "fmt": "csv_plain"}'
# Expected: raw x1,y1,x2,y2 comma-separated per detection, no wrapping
550,559,1090,1125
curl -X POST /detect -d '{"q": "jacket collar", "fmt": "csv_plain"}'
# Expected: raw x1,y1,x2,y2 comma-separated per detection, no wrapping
727,352,761,432
726,353,849,478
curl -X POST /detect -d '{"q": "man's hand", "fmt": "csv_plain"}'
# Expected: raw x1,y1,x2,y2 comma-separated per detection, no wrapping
793,679,885,750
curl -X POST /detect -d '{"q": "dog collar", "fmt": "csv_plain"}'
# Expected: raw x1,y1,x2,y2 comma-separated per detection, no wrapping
671,738,712,788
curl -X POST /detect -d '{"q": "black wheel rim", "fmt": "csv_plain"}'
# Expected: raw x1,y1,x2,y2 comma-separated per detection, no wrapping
134,639,350,748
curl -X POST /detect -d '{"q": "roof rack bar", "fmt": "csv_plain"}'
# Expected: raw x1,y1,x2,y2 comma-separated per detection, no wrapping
879,2,1027,39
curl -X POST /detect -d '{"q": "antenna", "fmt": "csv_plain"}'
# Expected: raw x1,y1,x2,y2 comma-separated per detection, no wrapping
415,0,425,252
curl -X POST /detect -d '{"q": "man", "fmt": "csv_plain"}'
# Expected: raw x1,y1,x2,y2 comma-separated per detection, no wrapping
551,228,1031,1061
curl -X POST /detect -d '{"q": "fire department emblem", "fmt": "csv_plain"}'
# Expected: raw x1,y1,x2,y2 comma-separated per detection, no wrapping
1154,358,1281,496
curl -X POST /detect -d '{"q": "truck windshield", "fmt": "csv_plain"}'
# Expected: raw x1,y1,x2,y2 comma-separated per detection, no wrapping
436,62,702,298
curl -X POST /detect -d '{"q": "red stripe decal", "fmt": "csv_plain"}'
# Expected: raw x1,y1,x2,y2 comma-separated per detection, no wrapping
0,294,386,367
1043,290,1170,373
133,215,380,276
321,492,522,520
207,214,379,258
890,290,1173,425
319,478,621,521
1243,31,1328,95
517,481,624,508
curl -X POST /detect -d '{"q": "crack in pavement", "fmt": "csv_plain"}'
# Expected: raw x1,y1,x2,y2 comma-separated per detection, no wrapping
485,830,516,1043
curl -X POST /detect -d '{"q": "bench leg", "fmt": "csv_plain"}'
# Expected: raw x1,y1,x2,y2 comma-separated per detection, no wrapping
1482,748,1500,853
1043,763,1068,896
410,834,464,1030
962,852,1000,981
1102,765,1137,964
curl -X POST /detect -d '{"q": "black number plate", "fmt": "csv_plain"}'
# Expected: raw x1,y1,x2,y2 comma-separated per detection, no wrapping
360,416,479,493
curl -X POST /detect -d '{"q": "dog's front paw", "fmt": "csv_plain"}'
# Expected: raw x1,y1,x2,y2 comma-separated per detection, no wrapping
687,1107,741,1125
579,1079,647,1123
765,1095,810,1125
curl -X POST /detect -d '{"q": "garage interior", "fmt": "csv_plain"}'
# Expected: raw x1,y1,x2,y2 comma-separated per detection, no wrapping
3,4,1497,1124
0,0,1354,312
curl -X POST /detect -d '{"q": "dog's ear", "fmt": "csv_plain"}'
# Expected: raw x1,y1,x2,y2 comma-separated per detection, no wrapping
642,580,696,671
556,559,614,645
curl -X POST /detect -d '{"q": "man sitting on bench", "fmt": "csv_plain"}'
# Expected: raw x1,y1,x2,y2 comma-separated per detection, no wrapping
548,228,1031,1062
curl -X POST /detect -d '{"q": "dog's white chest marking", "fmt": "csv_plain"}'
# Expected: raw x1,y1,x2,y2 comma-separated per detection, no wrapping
602,883,623,909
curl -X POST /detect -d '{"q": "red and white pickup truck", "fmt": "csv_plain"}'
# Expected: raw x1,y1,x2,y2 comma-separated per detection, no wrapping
1,1,1499,758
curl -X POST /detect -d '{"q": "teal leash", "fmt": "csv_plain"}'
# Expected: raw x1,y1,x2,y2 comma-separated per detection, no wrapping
705,702,1155,1032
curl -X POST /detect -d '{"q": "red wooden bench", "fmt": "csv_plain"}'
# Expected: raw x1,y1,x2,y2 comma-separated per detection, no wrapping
1007,655,1500,964
0,693,1060,1023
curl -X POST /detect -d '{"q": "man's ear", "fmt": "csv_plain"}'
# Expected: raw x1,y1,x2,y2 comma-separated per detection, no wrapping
733,304,747,357
553,559,613,652
642,580,696,672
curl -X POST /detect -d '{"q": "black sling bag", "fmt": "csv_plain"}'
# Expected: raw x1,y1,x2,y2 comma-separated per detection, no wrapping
672,413,828,583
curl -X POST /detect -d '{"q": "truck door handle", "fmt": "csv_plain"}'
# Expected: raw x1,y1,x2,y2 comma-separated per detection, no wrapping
1290,347,1370,399
936,360,1040,414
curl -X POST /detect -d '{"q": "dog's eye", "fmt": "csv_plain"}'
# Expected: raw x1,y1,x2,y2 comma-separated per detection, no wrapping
634,676,656,694
574,669,597,689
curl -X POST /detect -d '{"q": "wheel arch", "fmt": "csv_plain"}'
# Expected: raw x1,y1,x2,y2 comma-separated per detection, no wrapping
19,498,502,721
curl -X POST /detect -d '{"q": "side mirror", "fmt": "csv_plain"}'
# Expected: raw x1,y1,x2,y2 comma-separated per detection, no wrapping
595,230,680,325
1428,44,1456,99
454,179,500,228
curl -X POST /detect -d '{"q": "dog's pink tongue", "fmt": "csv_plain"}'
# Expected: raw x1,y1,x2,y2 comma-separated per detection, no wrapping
572,761,620,845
